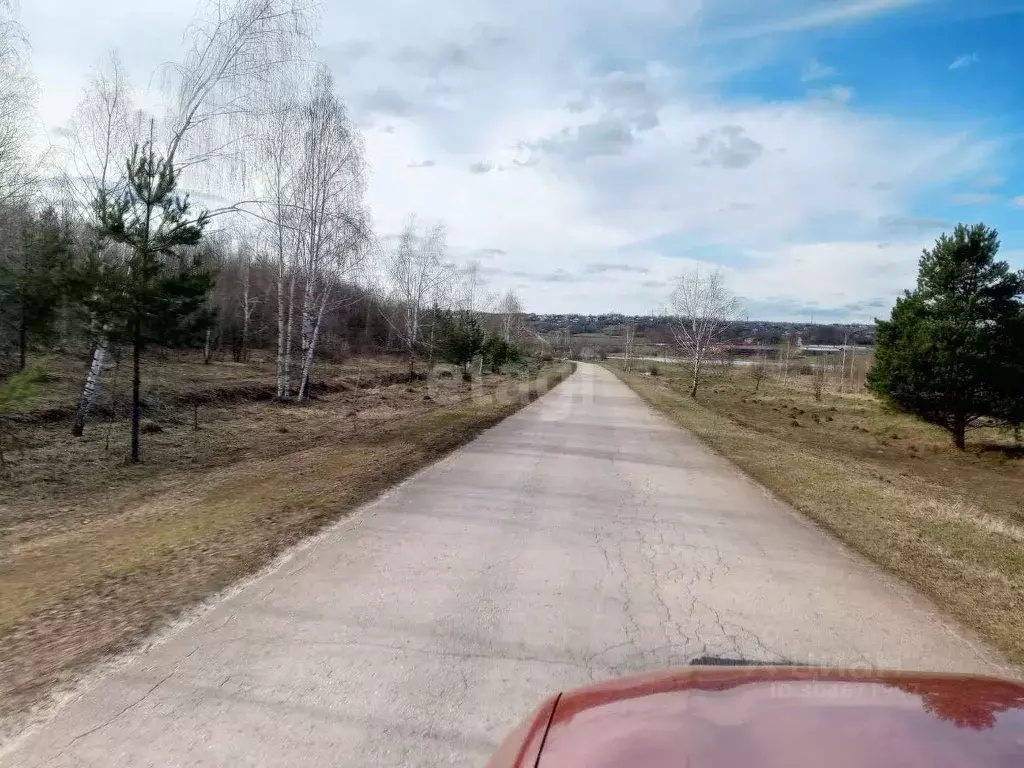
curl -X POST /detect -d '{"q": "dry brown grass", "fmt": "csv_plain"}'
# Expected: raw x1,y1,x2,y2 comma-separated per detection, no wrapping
608,361,1024,668
0,357,574,721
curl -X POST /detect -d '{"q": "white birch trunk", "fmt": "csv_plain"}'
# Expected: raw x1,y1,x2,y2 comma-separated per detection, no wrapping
839,334,848,394
72,337,108,436
690,352,701,398
281,272,297,400
298,282,332,402
241,262,252,363
297,280,317,402
275,262,287,398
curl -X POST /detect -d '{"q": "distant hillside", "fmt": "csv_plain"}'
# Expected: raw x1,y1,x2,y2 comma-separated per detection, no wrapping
522,314,876,346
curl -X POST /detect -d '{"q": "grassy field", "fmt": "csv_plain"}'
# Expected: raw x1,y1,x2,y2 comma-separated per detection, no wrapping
607,360,1024,669
0,354,574,723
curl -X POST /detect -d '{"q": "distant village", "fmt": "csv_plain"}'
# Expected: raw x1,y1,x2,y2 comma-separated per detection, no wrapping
523,314,877,348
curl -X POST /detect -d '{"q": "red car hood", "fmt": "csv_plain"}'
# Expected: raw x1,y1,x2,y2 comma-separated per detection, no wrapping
487,667,1024,768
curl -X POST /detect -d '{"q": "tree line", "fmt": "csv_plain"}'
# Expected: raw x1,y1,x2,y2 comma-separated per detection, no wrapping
0,0,527,463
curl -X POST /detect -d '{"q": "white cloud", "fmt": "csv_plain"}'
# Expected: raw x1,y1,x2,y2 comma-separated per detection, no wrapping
949,53,979,70
801,58,837,81
1010,196,1024,208
706,0,919,41
19,0,1000,317
808,84,854,104
974,172,1003,189
731,240,922,311
951,192,998,205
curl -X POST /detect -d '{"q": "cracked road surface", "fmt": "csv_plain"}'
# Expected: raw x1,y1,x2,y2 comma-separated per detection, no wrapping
1,363,1004,767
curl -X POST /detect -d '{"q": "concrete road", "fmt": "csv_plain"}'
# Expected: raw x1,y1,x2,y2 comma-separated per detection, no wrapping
1,364,1004,767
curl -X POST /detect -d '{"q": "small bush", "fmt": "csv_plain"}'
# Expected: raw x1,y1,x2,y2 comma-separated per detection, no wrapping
140,421,163,434
648,364,660,376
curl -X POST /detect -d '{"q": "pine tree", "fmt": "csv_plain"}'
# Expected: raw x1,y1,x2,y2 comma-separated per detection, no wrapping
0,207,70,370
868,223,1024,449
91,140,212,463
436,311,484,375
482,335,523,373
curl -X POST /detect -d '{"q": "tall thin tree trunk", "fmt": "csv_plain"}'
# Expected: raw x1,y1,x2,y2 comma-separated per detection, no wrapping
953,412,967,451
427,312,436,369
407,309,415,375
690,356,700,398
276,264,287,398
203,327,212,364
104,351,120,453
363,299,373,351
839,334,848,394
298,286,331,402
130,316,142,463
72,337,108,437
282,273,296,400
18,316,27,372
297,282,317,402
241,261,251,363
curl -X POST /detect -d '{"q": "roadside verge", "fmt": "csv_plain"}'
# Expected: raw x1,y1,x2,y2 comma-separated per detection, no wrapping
606,362,1023,672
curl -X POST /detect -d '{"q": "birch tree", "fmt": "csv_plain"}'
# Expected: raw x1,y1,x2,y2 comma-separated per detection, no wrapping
456,260,487,316
668,268,743,398
65,0,312,430
838,332,849,394
383,218,448,376
254,86,302,398
55,53,137,216
237,242,260,361
0,4,35,207
623,320,637,372
495,289,523,342
161,0,316,176
56,57,138,436
292,67,367,401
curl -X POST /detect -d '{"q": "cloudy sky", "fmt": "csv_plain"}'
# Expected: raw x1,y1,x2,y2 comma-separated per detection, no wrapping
20,0,1024,320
